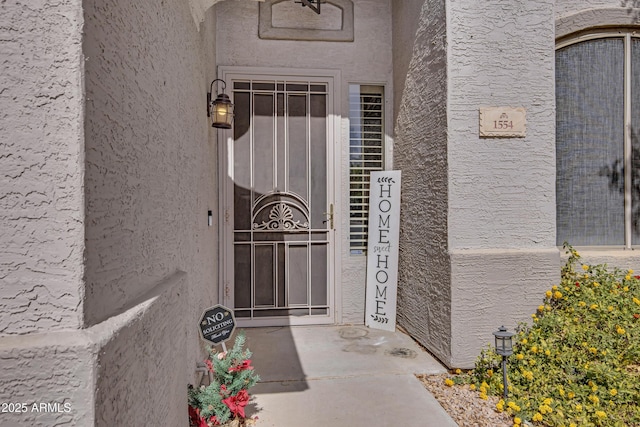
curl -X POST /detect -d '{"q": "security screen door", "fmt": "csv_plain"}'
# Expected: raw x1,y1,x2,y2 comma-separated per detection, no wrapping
222,70,335,326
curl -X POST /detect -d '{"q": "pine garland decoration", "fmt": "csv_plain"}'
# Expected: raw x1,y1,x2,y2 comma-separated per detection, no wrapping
189,332,260,426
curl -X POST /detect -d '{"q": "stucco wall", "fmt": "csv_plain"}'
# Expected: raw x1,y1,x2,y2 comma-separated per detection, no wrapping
215,0,393,324
555,0,630,19
1,0,218,425
0,0,85,335
392,0,452,364
82,0,219,385
94,272,188,426
445,0,559,367
392,0,560,367
0,271,187,426
390,0,425,125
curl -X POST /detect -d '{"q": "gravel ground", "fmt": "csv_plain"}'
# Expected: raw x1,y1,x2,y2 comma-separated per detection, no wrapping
417,374,514,427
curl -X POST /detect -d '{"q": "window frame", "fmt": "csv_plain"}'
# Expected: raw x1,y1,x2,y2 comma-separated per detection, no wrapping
347,83,391,255
556,30,640,249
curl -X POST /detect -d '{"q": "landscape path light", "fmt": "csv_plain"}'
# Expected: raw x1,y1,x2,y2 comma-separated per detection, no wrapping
493,325,515,398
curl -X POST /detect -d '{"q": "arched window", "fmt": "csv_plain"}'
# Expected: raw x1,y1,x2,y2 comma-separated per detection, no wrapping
556,31,640,247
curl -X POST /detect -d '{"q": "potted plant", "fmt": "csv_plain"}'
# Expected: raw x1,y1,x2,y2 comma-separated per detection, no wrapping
189,332,260,427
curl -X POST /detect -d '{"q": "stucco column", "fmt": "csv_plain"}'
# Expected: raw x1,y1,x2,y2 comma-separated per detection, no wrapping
393,0,559,368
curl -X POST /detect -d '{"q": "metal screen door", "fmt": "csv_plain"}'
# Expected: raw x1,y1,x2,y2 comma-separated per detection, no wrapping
221,70,335,326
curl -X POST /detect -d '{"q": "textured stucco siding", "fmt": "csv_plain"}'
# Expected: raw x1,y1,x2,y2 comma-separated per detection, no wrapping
216,0,393,324
83,0,218,327
392,0,561,367
94,272,188,427
391,0,427,125
82,0,219,393
450,248,559,367
0,271,187,427
555,0,633,20
447,0,556,250
393,0,452,364
445,0,559,367
0,0,85,334
0,333,94,426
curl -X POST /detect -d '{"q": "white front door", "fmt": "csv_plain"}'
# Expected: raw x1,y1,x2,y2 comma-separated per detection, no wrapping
220,68,338,326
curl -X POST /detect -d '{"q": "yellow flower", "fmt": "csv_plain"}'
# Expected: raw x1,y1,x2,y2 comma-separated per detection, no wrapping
552,285,558,291
469,384,476,391
521,338,528,344
455,368,462,374
532,413,543,422
633,297,640,305
589,347,598,354
545,290,552,298
538,305,545,312
624,286,630,292
608,305,614,311
592,385,598,392
626,275,631,281
559,388,565,396
617,326,626,335
567,391,575,399
516,353,524,360
531,346,538,353
589,395,600,405
610,388,617,396
629,269,634,274
543,397,553,405
592,280,598,286
553,290,562,299
545,349,551,356
444,378,454,387
514,417,521,425
595,410,606,419
496,400,504,412
523,371,533,381
570,424,577,427
545,305,551,311
575,404,583,411
582,264,589,271
590,303,598,310
479,392,488,400
578,301,586,307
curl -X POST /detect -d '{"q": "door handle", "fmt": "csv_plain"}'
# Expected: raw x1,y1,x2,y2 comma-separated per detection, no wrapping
322,204,334,229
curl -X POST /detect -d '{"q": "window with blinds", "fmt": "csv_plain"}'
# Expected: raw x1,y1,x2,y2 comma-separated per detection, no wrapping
349,85,385,255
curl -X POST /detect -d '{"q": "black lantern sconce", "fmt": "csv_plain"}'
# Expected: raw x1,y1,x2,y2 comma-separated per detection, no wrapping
207,79,233,129
493,325,515,398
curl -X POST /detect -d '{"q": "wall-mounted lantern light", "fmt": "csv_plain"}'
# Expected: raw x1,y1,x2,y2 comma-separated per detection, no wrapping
493,325,515,398
207,79,233,129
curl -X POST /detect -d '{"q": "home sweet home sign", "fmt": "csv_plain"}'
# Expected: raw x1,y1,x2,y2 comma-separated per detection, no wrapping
365,170,401,332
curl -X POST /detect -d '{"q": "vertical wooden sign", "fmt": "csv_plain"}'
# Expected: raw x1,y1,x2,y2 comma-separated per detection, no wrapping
365,170,401,331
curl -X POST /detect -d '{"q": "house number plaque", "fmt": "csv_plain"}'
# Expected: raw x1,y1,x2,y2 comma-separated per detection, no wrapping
479,107,526,137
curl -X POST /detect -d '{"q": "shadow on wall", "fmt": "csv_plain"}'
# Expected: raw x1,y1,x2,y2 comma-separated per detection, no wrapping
599,127,640,235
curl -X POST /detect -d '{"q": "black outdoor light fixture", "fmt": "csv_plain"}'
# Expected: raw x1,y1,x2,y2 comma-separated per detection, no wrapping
493,325,515,398
207,79,233,129
295,0,323,14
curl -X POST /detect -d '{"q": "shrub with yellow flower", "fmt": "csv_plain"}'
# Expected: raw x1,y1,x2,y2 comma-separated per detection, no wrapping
464,243,640,427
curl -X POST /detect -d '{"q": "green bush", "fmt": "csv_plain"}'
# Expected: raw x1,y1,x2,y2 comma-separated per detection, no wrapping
463,244,640,426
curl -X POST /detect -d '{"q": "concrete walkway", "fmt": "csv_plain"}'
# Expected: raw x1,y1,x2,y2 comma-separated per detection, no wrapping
241,325,458,427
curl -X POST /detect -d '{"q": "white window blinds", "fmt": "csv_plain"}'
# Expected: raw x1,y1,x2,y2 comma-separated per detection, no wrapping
349,85,385,254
